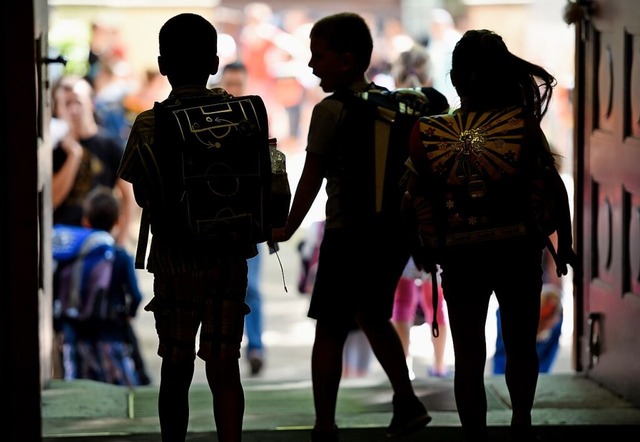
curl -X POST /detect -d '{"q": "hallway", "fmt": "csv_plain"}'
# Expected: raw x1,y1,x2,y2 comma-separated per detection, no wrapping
42,219,640,440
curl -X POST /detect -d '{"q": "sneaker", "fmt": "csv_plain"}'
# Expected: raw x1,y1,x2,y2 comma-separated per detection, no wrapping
310,425,338,442
248,349,263,376
136,371,152,386
386,395,431,439
428,367,452,378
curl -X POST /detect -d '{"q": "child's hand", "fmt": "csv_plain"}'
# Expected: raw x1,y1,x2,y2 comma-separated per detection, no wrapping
271,227,290,243
556,245,578,278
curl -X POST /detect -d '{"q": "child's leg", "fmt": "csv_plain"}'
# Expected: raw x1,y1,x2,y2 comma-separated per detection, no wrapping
492,244,543,438
202,263,249,442
392,276,420,378
495,278,541,432
312,319,350,431
391,277,419,356
158,358,195,441
351,328,373,376
245,252,264,355
150,273,200,442
343,329,370,377
358,312,414,397
206,349,244,442
441,264,492,442
420,277,449,375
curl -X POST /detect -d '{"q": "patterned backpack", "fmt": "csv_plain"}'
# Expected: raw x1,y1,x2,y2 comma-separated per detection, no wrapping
405,106,574,275
134,93,290,268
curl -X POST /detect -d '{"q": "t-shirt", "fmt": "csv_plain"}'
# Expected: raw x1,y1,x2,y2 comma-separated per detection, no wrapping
306,80,371,230
53,130,123,226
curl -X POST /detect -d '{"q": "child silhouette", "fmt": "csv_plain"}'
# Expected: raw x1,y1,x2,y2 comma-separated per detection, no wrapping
118,13,256,441
271,12,430,441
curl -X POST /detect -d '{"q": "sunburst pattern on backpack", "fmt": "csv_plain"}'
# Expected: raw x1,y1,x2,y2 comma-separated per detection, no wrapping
408,107,532,250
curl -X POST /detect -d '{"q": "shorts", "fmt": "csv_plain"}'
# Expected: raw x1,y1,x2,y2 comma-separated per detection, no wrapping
146,258,249,363
440,237,543,306
392,275,446,326
308,227,410,324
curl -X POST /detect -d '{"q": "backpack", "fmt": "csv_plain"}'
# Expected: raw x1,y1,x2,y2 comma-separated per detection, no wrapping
135,93,289,268
405,106,575,276
330,84,449,231
52,224,117,321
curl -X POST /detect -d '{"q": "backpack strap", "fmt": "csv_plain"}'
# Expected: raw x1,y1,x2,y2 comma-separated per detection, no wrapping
338,84,397,214
544,236,562,276
373,106,395,213
134,208,150,270
425,263,440,338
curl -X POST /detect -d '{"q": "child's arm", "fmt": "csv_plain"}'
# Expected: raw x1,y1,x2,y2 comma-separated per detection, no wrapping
114,179,136,245
272,151,325,243
120,248,143,317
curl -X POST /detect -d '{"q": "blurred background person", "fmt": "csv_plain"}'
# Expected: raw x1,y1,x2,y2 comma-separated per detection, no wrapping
217,61,267,376
424,8,462,109
390,43,451,379
51,74,135,247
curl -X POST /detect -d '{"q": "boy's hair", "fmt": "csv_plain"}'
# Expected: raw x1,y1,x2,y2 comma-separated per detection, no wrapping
158,13,218,74
83,186,120,232
220,61,248,96
310,12,373,73
222,61,247,74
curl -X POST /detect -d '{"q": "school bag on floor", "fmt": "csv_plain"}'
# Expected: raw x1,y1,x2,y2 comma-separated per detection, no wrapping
52,224,117,322
135,93,289,268
405,106,575,276
329,84,449,231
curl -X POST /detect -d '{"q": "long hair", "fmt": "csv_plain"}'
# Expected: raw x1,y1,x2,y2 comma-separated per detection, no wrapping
451,29,556,120
392,44,433,88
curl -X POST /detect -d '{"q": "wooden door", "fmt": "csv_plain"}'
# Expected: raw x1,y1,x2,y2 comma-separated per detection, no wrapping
0,0,53,439
577,0,640,405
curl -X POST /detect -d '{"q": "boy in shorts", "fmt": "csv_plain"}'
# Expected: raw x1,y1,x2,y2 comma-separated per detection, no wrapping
271,12,431,441
117,13,254,441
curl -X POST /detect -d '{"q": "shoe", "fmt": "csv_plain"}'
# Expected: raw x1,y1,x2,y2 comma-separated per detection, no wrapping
386,394,432,438
310,425,338,442
137,371,152,386
428,367,452,378
248,350,263,376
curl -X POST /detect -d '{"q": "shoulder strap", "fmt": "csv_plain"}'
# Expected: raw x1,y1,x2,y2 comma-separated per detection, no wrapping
135,208,150,270
333,85,397,215
427,263,440,338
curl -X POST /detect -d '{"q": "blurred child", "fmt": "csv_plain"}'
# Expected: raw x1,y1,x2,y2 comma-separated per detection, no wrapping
390,43,451,380
217,60,266,376
53,186,146,386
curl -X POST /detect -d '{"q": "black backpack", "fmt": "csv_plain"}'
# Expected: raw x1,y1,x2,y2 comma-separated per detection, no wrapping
135,93,284,268
329,84,449,232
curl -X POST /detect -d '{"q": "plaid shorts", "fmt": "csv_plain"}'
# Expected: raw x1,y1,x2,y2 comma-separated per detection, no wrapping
146,259,249,363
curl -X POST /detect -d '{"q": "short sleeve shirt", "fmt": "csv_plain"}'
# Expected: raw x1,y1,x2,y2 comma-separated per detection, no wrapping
306,80,370,229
